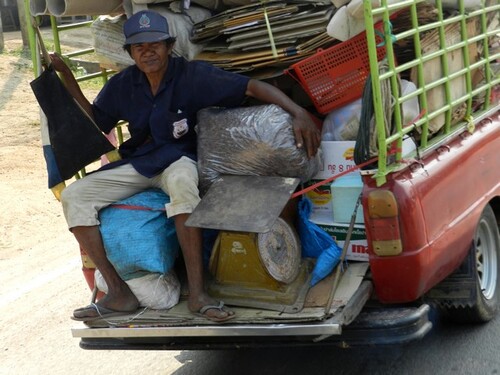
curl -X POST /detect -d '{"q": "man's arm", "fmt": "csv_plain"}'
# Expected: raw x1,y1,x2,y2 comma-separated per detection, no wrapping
245,79,321,158
49,53,94,120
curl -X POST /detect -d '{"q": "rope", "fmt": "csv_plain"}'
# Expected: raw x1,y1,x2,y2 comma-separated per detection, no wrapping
354,59,396,167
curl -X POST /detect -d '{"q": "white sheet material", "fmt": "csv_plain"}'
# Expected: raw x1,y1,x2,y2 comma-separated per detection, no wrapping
131,0,223,11
146,3,212,60
95,270,181,310
91,15,135,69
45,0,124,16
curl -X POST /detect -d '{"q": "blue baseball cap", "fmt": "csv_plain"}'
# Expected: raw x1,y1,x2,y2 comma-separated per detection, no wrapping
123,10,172,45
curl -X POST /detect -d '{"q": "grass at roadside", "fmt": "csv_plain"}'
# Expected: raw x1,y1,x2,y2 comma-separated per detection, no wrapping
2,43,105,91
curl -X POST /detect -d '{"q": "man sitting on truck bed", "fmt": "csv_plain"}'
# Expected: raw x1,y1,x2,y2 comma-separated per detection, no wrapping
49,10,320,322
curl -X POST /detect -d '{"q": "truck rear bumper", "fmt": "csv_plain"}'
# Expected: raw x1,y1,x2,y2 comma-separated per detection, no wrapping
74,304,432,350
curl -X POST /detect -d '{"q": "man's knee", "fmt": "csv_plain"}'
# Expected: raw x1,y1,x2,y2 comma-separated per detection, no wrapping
60,182,80,207
167,168,198,194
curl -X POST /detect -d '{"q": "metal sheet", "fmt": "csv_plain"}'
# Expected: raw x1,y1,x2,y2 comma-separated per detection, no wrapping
186,175,300,233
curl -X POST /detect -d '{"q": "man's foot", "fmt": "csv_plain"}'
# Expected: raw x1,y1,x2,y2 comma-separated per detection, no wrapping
72,291,139,321
72,303,129,321
194,301,235,323
189,294,235,322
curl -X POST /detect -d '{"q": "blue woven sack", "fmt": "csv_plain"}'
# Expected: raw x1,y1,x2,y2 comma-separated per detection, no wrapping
99,189,179,281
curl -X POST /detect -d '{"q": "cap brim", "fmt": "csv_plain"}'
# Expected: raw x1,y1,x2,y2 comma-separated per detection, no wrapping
124,32,171,45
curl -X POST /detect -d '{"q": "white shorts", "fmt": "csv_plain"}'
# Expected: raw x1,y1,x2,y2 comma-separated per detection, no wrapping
60,156,200,229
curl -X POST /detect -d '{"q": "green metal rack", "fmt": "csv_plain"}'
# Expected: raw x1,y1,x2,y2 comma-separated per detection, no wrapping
363,0,499,185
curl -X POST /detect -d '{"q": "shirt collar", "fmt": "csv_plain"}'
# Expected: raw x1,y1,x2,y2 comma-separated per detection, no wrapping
131,58,177,89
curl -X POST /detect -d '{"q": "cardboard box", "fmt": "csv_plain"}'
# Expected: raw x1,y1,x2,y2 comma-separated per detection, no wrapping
304,179,333,220
313,139,416,180
306,141,358,221
312,217,369,261
307,139,415,224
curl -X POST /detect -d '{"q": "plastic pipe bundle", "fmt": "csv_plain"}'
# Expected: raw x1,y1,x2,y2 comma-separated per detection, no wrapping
30,0,49,16
30,0,123,16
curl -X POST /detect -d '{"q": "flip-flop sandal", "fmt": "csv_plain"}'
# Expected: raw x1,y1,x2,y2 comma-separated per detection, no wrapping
195,301,235,323
71,303,129,322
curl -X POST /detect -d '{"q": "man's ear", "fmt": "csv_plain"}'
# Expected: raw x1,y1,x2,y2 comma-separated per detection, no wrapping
123,44,132,57
166,43,175,54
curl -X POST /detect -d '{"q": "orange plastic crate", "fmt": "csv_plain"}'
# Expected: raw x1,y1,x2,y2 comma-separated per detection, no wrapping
287,25,386,114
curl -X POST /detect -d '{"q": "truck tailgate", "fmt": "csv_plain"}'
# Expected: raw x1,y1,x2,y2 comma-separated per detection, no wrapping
72,264,370,340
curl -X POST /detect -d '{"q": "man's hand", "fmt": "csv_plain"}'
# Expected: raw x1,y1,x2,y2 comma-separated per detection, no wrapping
49,53,72,75
245,78,322,159
290,109,321,159
48,53,94,119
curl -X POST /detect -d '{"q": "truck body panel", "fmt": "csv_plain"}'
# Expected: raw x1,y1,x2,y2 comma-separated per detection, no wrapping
365,110,500,302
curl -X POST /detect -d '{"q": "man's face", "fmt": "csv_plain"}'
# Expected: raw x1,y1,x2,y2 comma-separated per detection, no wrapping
130,41,172,75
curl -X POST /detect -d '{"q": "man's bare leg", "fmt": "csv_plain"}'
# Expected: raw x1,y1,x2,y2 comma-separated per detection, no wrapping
174,214,233,320
72,226,139,317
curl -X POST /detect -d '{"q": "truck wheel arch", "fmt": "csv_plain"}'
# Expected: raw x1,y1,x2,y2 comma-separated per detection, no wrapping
439,203,500,323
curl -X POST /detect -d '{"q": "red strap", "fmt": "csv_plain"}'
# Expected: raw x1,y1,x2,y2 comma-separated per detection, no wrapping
110,204,166,212
291,155,380,199
292,145,411,199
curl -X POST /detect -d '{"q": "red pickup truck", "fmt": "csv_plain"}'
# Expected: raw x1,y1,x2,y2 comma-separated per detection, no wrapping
30,0,499,349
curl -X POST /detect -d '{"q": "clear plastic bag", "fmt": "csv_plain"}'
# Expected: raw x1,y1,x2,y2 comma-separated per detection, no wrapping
322,98,363,141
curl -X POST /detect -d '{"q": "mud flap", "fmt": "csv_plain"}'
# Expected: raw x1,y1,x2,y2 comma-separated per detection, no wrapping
424,245,478,309
326,304,432,347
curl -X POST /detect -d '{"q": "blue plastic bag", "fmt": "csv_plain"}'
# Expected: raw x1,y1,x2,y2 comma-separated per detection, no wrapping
297,197,342,286
298,197,333,258
310,241,342,286
99,189,179,280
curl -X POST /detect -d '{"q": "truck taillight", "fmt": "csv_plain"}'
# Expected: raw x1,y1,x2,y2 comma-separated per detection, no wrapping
367,190,402,256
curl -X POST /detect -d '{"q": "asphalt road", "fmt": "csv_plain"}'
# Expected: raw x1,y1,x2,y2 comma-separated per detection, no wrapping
171,310,500,375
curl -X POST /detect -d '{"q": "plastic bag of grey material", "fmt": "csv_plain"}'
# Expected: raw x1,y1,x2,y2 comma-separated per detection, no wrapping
196,104,322,195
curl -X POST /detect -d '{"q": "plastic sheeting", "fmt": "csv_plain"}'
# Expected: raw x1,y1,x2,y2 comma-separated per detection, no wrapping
196,104,322,195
